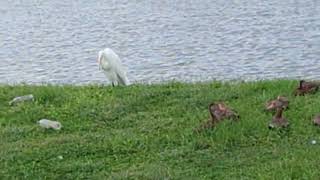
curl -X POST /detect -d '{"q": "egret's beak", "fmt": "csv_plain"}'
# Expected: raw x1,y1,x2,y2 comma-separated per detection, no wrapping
97,54,102,70
97,59,100,70
97,55,100,63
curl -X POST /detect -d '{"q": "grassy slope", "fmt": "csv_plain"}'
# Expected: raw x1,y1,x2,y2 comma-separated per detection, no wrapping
1,80,320,179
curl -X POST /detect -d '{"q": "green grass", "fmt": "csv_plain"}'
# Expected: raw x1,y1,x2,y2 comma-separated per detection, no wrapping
1,80,320,179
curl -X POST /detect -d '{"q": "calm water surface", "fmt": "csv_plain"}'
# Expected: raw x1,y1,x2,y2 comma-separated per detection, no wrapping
1,0,320,84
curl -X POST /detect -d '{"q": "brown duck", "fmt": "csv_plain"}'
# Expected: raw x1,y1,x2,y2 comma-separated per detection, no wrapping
268,107,289,129
265,96,289,111
294,80,319,96
196,102,239,132
313,115,320,126
209,102,239,121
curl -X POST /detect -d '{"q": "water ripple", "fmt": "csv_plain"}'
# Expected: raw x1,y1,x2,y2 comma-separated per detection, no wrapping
0,0,320,84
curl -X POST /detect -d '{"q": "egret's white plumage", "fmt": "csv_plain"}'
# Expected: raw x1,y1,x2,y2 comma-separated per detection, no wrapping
98,48,130,86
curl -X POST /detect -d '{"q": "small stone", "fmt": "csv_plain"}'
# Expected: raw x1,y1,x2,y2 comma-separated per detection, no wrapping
9,94,34,105
311,140,317,145
38,119,62,130
58,155,63,160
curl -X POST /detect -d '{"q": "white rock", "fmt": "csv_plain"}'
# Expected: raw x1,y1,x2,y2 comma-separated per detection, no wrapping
311,140,317,145
58,155,63,160
9,94,34,105
38,119,62,130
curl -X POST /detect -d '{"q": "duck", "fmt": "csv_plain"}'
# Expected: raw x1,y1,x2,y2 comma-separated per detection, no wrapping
209,102,239,121
265,96,289,111
313,115,320,126
268,107,289,129
294,80,319,96
195,102,239,132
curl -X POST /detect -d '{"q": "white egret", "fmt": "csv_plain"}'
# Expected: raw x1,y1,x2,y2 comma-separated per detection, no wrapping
98,48,130,86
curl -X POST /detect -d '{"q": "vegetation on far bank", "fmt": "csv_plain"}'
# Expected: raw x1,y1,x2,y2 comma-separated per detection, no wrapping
1,80,320,179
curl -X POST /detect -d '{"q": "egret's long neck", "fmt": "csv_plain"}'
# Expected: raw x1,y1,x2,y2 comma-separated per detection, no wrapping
99,54,110,68
103,60,109,67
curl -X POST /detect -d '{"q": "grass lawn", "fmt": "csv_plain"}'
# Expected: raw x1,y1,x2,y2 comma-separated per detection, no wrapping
1,80,320,179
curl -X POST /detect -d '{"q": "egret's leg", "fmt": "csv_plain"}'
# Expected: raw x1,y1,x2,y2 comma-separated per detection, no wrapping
112,82,115,87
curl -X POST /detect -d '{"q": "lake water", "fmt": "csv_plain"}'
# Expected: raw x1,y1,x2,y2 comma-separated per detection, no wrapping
1,0,320,84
